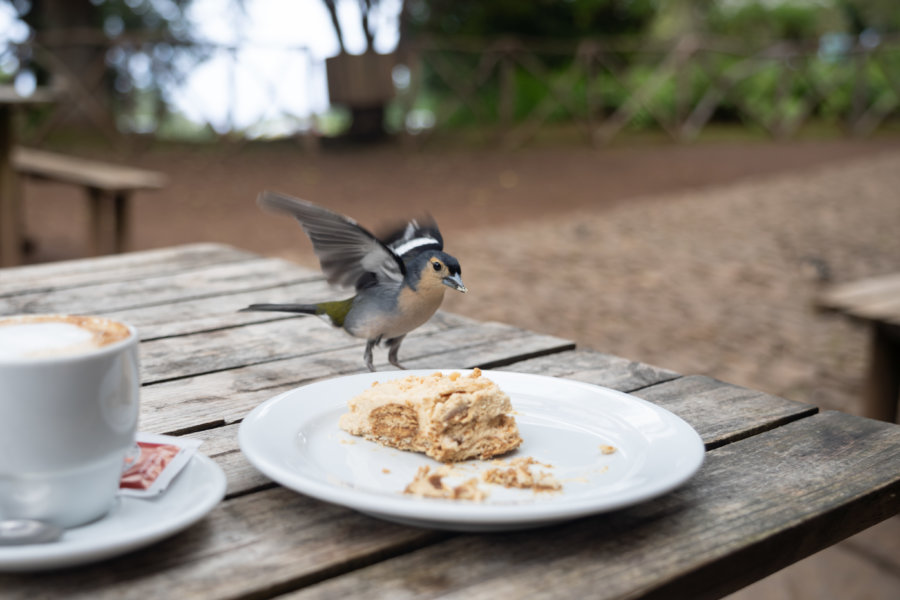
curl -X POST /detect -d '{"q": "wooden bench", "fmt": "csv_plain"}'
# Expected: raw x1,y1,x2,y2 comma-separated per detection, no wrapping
11,146,167,258
818,273,900,423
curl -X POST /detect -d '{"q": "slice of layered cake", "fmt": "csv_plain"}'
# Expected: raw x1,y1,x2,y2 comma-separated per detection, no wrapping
338,368,522,462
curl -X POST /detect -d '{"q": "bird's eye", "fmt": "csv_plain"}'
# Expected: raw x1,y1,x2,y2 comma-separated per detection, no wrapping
432,261,442,271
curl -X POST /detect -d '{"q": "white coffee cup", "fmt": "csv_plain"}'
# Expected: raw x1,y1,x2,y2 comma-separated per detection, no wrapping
0,314,140,528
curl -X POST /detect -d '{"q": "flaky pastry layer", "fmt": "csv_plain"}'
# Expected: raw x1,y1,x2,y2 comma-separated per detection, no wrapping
338,368,522,462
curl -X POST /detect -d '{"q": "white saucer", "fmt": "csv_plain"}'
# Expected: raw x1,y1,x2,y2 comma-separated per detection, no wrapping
0,453,226,572
239,370,705,531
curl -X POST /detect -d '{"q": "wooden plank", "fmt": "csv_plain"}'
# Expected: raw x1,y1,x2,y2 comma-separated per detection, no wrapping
490,353,811,451
137,315,569,383
281,411,900,600
397,327,575,371
104,277,490,342
819,273,900,309
0,243,256,297
13,146,168,191
0,486,444,600
136,332,807,456
102,278,338,340
0,257,320,316
152,354,815,502
631,374,817,449
818,273,900,323
135,309,449,384
183,424,273,498
137,315,357,383
497,349,680,392
840,296,900,325
0,104,20,268
136,318,574,433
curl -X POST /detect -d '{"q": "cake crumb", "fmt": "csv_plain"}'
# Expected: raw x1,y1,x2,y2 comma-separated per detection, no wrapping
403,466,487,502
600,445,617,455
382,468,391,474
482,457,562,492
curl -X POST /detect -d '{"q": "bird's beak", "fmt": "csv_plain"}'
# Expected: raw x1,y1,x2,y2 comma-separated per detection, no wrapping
442,273,468,293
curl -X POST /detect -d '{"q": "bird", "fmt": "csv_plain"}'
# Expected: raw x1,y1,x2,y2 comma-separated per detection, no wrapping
240,191,467,372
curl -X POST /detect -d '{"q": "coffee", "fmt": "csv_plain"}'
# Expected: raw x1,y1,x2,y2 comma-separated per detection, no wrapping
0,314,132,360
0,313,140,528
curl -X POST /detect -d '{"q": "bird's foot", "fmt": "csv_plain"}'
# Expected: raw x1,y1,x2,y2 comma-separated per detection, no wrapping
386,335,406,371
365,338,378,372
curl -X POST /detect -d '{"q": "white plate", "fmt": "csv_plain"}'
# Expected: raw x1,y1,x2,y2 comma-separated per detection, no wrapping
239,370,705,531
0,453,226,571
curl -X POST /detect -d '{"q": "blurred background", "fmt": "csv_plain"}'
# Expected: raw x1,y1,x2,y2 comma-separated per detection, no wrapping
1,2,899,597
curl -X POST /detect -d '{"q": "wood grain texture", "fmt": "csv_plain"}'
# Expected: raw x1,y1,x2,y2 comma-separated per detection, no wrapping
818,273,900,325
137,314,571,383
0,487,444,600
0,257,320,316
498,349,680,392
3,245,899,600
280,412,900,600
137,319,575,433
0,243,254,297
631,374,817,449
183,424,273,498
101,278,339,341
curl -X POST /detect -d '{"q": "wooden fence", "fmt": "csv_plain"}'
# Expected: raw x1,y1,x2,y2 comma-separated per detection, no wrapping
398,34,900,147
4,32,900,149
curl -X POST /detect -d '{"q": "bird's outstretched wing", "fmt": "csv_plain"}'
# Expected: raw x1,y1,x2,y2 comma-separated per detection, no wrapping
258,191,404,289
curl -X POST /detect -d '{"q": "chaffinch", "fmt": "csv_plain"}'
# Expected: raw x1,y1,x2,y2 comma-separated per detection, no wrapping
241,192,467,371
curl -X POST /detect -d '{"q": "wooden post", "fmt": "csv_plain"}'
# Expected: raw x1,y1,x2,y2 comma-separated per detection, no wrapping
114,191,130,253
674,41,691,140
499,49,515,140
397,48,421,149
851,44,868,135
774,53,791,138
0,105,22,267
580,41,602,147
88,187,117,256
863,322,900,423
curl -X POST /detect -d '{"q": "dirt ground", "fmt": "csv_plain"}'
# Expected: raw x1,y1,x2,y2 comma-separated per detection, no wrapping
19,133,900,415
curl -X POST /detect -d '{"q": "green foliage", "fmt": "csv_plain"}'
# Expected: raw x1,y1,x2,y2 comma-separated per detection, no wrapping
706,1,821,42
405,0,658,38
836,0,900,34
408,41,900,136
402,1,900,137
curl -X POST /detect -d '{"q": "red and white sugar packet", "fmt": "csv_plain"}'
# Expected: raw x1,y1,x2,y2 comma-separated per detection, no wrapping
119,432,202,498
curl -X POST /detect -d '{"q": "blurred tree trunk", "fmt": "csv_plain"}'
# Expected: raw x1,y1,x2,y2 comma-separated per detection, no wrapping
322,0,396,140
24,0,111,131
322,0,346,53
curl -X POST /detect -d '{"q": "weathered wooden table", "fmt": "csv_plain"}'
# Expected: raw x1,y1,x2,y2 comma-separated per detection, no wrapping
819,273,900,423
2,243,899,599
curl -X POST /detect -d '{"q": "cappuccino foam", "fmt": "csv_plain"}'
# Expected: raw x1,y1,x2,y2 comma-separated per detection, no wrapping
0,315,131,359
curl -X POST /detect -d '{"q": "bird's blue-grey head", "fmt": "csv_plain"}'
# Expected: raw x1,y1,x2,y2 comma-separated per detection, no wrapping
405,250,467,293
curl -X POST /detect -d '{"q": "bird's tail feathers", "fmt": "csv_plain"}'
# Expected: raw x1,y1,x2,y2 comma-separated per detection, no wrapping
239,303,318,315
240,298,353,328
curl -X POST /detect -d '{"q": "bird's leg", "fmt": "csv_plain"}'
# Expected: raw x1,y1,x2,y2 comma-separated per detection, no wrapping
387,335,406,370
364,338,378,372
